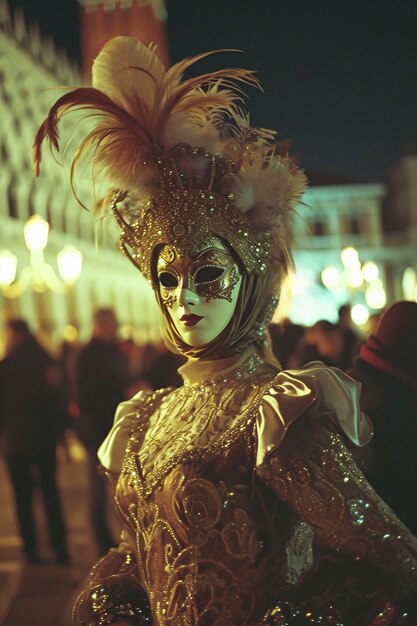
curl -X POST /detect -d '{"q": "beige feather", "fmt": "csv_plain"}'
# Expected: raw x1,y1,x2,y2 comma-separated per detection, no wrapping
34,37,260,201
92,36,165,119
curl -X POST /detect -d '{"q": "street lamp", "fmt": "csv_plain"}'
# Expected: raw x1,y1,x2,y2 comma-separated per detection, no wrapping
0,215,83,298
320,246,387,323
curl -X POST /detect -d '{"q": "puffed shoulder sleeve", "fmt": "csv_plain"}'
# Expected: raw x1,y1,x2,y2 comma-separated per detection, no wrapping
256,362,417,600
256,362,372,466
98,389,153,474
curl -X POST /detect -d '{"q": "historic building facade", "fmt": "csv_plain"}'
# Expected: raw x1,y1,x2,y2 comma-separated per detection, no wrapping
289,178,417,326
0,1,164,352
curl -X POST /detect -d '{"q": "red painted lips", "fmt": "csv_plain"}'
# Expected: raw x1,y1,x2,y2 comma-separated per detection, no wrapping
180,314,204,327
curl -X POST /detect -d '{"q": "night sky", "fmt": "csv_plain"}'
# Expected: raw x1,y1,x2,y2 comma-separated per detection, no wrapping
8,0,417,183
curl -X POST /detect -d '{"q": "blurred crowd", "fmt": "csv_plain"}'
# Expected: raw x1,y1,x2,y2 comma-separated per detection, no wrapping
270,304,371,371
0,300,416,565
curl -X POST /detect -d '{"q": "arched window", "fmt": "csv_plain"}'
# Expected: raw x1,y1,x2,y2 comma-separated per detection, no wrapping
8,177,18,218
312,218,327,236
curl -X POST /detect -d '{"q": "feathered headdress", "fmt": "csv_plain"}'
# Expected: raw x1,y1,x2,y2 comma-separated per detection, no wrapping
33,36,307,284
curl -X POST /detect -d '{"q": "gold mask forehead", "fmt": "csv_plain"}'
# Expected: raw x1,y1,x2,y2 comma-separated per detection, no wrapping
112,189,270,285
158,237,231,266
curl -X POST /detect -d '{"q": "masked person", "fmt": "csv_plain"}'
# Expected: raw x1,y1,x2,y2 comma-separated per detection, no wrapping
34,37,417,626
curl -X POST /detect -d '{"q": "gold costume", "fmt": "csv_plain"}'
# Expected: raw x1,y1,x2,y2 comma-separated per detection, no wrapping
72,352,417,626
33,37,417,626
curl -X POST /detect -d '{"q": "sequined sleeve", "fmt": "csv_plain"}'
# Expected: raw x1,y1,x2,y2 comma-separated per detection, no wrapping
72,530,152,625
257,405,417,600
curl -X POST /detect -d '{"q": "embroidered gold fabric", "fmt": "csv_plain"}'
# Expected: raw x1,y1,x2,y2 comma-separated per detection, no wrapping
258,414,417,575
114,368,295,626
74,362,417,626
258,415,417,624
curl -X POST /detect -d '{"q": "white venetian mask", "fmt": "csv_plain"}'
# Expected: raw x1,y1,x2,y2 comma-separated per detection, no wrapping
157,239,242,347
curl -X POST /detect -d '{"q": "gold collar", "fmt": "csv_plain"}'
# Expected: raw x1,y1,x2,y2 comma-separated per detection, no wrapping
178,346,265,387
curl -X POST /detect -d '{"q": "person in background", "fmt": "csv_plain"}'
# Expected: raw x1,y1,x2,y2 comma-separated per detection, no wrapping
348,300,417,535
143,339,185,390
58,336,82,434
268,318,305,369
337,304,362,370
288,320,344,369
0,319,69,563
75,308,132,554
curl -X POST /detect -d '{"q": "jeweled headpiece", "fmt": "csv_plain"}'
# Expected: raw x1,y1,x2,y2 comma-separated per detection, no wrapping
33,36,307,289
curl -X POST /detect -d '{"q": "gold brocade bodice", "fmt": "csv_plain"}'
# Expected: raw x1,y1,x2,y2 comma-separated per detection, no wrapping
114,359,310,626
75,355,417,626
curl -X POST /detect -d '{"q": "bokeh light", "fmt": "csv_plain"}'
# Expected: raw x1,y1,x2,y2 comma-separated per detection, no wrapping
57,246,83,282
346,267,364,289
351,303,369,326
365,281,386,309
341,247,359,268
362,261,379,283
402,267,416,300
0,250,18,285
321,266,340,289
24,215,50,252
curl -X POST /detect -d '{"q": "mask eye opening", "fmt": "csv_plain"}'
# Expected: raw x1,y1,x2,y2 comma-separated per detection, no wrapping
158,271,179,288
195,265,225,285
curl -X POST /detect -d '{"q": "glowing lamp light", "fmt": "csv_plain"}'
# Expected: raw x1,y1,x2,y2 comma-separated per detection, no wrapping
57,246,83,283
351,304,369,326
341,247,359,268
402,267,416,300
23,215,50,252
0,215,83,297
120,324,135,340
346,267,364,289
0,250,18,286
365,282,386,309
62,324,78,343
321,266,340,289
362,262,379,283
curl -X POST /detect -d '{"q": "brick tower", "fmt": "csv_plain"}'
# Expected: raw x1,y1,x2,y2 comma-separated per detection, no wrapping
77,0,169,80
